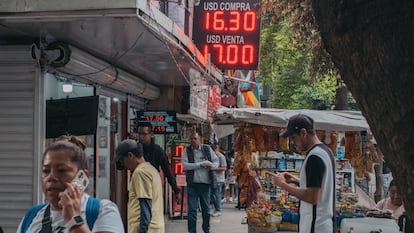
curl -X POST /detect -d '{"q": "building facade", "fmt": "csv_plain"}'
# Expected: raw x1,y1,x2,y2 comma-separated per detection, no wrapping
0,1,223,231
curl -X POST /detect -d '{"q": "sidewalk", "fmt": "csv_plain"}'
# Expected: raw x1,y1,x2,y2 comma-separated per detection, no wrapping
165,201,248,233
164,201,294,233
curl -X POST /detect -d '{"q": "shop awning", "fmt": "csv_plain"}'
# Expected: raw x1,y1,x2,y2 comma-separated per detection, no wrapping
0,0,223,89
213,107,370,132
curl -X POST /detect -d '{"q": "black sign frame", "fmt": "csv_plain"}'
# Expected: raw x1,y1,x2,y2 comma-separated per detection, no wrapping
135,111,177,134
193,0,261,70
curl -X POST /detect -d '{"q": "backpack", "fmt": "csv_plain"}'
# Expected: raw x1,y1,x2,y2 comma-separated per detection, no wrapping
399,212,413,233
21,197,100,233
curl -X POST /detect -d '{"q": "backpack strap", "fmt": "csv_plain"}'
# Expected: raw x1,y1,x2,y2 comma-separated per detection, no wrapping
86,197,101,230
21,203,47,233
20,198,101,233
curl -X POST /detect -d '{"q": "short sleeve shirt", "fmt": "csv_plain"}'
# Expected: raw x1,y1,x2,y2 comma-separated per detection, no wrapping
128,162,164,233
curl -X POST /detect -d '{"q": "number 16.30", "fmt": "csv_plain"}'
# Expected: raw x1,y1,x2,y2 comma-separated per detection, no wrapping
204,11,257,31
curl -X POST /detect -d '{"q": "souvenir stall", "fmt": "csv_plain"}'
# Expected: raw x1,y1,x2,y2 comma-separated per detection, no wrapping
212,107,394,233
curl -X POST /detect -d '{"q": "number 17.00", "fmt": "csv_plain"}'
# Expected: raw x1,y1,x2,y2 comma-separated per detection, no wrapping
203,44,255,65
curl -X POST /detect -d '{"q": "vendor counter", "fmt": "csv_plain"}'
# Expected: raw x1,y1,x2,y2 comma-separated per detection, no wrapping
340,217,399,233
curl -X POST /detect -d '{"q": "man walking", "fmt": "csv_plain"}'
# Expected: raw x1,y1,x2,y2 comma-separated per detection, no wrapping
271,114,336,233
138,125,181,202
115,139,164,233
182,132,219,233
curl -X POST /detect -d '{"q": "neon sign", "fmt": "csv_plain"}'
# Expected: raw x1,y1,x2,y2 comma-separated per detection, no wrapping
193,0,261,70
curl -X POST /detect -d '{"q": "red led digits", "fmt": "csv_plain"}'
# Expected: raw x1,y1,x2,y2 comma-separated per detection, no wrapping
213,11,225,30
228,12,240,31
152,126,166,132
193,0,260,69
212,44,224,62
145,115,165,121
242,45,254,64
205,12,210,29
205,44,255,65
244,12,256,31
227,45,238,64
204,11,256,32
174,162,184,175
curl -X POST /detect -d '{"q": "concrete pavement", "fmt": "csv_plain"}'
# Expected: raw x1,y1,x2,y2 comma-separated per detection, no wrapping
164,201,295,233
164,201,248,233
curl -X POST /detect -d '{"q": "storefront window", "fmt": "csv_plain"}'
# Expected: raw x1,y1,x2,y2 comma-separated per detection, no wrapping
95,96,112,199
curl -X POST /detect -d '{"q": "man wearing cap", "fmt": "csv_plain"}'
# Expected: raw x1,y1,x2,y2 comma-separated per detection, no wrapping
115,139,164,233
271,114,336,233
182,132,219,233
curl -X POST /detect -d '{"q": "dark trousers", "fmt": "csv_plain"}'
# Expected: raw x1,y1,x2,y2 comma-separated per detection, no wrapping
187,183,211,233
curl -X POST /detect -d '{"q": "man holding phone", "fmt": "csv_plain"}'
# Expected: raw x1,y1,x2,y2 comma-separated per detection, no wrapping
270,114,336,233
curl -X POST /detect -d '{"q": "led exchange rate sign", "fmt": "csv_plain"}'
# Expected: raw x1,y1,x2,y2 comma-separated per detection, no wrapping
193,0,261,70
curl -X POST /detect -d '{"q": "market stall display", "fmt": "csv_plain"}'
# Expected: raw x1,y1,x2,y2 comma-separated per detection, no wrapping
213,107,390,233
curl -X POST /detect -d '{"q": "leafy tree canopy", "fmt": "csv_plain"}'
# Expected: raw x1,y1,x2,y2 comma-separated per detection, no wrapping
258,14,340,109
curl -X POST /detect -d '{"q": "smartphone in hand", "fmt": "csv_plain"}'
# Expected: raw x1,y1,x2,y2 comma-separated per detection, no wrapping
265,170,279,177
70,170,89,193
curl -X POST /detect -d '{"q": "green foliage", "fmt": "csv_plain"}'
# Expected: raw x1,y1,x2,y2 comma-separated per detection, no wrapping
294,74,336,110
259,17,337,109
258,0,360,110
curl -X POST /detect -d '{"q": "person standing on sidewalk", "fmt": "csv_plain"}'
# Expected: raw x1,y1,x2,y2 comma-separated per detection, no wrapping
271,114,336,233
138,125,181,203
210,144,227,217
115,139,164,233
182,132,219,233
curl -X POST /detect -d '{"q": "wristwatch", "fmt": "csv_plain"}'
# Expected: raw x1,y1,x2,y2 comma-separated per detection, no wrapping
65,215,85,230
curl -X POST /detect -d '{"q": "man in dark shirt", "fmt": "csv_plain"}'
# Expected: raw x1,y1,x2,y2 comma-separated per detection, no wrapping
138,126,181,202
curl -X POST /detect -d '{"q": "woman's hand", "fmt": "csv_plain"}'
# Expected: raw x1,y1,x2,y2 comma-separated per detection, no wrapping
59,183,82,223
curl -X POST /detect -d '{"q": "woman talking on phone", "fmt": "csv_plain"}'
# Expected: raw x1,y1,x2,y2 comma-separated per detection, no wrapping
17,136,124,233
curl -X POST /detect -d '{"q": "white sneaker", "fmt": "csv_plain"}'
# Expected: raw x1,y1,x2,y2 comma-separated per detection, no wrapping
221,198,226,203
212,212,221,217
229,197,233,202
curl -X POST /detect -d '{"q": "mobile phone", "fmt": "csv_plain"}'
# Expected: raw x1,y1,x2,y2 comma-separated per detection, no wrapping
265,170,279,176
70,170,89,193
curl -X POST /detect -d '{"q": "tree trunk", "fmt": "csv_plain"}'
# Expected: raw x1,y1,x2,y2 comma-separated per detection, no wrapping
312,0,414,218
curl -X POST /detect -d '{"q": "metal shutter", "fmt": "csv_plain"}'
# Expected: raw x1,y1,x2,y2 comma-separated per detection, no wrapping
0,45,40,233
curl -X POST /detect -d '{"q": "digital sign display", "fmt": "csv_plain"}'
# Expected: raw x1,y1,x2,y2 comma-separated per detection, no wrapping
193,0,261,70
135,111,177,134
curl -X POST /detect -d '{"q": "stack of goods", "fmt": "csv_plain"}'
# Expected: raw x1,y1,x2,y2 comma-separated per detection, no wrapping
233,123,281,207
233,123,281,155
336,204,371,227
247,195,282,232
366,209,393,219
247,189,301,232
340,131,379,178
316,130,338,153
338,191,359,205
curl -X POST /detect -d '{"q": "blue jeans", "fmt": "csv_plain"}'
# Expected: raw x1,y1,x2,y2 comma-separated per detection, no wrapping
211,182,224,212
187,183,211,233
